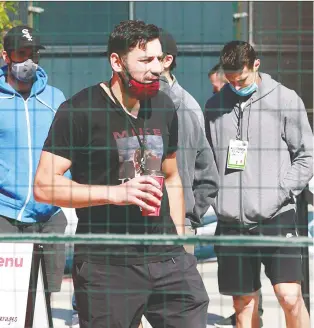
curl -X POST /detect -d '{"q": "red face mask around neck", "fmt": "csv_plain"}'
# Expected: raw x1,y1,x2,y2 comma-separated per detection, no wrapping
119,71,160,100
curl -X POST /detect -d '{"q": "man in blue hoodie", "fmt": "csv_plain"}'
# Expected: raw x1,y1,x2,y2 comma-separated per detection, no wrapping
0,26,67,300
205,41,313,328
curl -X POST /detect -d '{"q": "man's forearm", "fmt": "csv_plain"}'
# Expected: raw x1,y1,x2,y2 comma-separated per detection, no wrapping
34,174,113,208
165,172,185,235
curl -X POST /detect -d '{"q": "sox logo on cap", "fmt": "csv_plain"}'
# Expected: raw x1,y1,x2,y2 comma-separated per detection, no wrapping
22,29,33,42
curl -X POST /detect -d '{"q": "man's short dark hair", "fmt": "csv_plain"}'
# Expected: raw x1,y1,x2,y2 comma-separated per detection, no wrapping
159,29,177,71
107,20,160,60
220,41,257,72
208,63,222,77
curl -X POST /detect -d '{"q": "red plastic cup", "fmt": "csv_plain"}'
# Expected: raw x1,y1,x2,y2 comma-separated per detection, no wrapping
141,170,165,216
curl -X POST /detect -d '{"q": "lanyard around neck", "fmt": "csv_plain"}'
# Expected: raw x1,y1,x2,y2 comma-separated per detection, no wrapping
108,79,147,173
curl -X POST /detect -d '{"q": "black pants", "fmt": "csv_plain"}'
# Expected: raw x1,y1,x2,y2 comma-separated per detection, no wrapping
0,211,67,292
73,252,209,328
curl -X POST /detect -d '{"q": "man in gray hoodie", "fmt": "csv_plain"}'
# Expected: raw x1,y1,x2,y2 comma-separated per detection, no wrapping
159,29,219,253
205,41,313,328
208,63,265,328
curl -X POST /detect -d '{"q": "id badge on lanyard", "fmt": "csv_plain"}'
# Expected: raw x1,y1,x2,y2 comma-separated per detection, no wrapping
227,139,248,170
227,100,249,170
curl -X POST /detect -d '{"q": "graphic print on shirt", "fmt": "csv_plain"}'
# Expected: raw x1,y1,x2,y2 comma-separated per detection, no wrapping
114,131,163,183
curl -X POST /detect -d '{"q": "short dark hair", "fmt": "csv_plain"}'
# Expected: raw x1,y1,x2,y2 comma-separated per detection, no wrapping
159,28,177,71
107,20,160,60
208,63,222,77
220,41,257,72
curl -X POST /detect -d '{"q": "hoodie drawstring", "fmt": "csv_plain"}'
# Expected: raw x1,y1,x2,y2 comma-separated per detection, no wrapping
247,98,253,142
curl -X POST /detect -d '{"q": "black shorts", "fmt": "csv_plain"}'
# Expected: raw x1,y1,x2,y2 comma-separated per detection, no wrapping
215,210,303,296
0,211,67,292
73,252,209,328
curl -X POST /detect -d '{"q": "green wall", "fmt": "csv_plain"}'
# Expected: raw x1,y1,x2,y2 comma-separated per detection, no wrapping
37,1,244,107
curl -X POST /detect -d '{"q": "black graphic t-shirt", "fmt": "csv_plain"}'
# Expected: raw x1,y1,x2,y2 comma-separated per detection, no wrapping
43,84,184,264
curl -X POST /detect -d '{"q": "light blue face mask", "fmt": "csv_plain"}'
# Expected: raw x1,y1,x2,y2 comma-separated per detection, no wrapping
229,72,258,96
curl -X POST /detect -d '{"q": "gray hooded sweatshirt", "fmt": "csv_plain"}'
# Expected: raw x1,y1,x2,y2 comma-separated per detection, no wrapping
160,76,219,227
169,75,205,130
205,72,313,225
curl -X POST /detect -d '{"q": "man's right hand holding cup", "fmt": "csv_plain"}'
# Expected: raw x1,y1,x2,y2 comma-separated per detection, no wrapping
110,176,163,214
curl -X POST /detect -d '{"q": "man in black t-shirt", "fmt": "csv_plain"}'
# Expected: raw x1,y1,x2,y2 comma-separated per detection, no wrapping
34,20,209,328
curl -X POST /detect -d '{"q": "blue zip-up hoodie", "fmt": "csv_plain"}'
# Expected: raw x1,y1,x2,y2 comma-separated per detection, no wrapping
0,65,66,223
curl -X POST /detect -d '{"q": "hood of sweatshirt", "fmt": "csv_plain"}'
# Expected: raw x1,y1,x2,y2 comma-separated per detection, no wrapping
159,75,181,109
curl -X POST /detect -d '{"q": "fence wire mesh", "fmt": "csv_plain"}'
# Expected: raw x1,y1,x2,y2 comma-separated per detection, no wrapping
0,1,313,328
